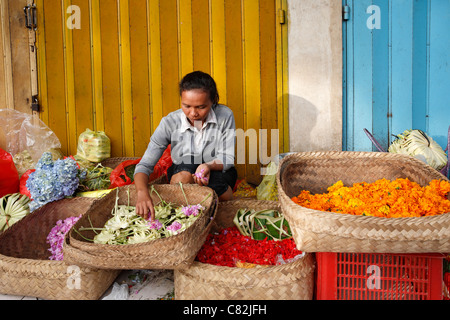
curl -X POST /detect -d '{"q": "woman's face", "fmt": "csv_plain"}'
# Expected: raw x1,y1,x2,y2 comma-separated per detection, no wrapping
181,89,212,126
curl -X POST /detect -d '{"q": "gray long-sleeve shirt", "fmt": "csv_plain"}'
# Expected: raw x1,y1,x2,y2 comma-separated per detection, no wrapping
134,104,236,177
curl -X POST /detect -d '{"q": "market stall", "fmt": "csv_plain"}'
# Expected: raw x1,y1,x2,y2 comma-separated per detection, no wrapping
0,112,449,300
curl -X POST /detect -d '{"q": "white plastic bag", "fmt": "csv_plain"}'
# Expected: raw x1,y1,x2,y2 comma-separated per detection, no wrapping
102,282,129,300
0,109,62,175
76,128,111,162
256,161,278,201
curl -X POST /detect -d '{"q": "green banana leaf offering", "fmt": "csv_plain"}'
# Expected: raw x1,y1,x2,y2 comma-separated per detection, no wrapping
233,208,292,241
78,164,113,191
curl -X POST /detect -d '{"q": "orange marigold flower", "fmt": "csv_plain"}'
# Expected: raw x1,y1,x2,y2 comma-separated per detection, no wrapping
291,178,450,218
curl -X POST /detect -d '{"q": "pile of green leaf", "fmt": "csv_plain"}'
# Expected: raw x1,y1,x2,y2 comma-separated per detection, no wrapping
78,164,113,191
123,164,136,183
233,208,292,241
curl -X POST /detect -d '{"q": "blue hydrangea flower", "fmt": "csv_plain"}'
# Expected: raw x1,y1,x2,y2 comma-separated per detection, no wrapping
27,152,83,212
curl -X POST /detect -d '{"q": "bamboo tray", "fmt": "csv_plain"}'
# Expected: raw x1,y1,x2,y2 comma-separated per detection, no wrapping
277,151,450,253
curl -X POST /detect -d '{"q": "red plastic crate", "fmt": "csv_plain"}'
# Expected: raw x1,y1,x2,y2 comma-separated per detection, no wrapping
316,252,444,300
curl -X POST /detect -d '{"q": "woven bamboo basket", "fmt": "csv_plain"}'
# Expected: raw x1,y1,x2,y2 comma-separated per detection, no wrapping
277,151,450,253
174,199,315,300
100,157,169,185
0,197,119,300
101,157,139,169
63,184,218,270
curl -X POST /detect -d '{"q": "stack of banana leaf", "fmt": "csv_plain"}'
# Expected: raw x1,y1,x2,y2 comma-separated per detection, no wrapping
233,208,292,241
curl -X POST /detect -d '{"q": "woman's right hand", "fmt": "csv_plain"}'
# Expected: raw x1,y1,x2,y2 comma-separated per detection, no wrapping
135,189,155,221
134,172,155,221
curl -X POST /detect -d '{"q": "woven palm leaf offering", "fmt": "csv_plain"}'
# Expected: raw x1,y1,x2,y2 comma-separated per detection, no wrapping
233,208,292,241
174,199,315,300
277,151,450,253
63,183,217,270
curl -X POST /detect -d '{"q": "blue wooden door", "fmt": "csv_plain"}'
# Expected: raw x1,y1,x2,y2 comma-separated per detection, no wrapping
343,0,450,152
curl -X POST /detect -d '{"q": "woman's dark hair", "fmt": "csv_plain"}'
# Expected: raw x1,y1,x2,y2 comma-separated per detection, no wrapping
179,71,219,105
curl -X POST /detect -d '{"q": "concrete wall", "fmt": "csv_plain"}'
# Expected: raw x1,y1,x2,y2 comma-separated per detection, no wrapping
287,0,343,152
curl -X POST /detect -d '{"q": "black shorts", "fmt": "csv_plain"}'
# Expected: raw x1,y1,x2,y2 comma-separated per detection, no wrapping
167,163,237,196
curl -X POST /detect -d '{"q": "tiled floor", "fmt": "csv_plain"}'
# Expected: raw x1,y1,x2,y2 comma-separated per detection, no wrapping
0,269,174,300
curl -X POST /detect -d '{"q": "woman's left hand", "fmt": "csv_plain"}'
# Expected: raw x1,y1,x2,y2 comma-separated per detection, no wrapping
193,164,211,186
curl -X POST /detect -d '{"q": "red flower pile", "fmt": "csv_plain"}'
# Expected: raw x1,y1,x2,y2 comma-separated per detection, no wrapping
196,227,303,267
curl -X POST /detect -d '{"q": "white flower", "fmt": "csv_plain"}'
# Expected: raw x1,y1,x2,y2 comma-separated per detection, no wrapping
115,206,136,218
104,214,129,231
127,230,160,244
94,230,116,244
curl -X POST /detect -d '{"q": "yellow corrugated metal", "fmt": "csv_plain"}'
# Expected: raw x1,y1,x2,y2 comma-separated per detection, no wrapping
118,0,133,156
129,0,151,157
148,0,163,133
35,0,288,183
90,0,104,132
178,0,193,78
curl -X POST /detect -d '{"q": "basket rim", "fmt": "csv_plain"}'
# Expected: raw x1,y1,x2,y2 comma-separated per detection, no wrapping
187,252,310,272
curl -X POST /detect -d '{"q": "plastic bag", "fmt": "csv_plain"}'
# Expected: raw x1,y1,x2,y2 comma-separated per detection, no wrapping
109,145,172,189
101,282,129,300
19,169,35,198
233,179,257,198
109,158,141,189
0,109,62,176
0,148,20,197
76,129,111,163
275,252,306,265
256,161,278,201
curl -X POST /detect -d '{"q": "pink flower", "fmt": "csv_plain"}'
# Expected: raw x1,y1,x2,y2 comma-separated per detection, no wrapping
181,204,204,217
148,219,163,230
194,169,208,182
167,221,182,232
47,215,82,261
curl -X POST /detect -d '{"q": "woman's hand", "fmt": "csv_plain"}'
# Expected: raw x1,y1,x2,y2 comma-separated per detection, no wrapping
135,189,155,221
193,163,211,186
134,172,155,220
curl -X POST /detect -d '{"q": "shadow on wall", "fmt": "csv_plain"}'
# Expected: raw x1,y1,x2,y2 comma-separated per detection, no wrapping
287,95,319,152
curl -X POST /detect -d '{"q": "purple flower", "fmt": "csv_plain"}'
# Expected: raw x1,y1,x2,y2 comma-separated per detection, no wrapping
47,215,82,260
167,221,182,232
181,204,204,217
194,169,208,182
148,219,163,230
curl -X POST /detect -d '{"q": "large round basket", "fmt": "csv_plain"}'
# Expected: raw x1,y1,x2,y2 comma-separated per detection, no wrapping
0,197,119,300
100,156,169,185
100,157,139,169
174,199,315,300
63,184,217,270
277,151,450,253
